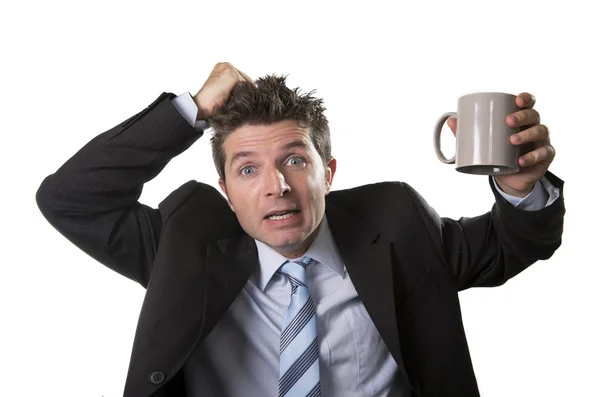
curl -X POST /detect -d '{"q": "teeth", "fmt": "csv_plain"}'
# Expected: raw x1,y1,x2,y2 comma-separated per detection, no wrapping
268,212,295,220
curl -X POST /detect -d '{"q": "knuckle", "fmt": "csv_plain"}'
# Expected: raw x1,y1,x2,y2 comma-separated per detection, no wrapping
523,109,536,121
226,67,239,77
514,110,525,122
529,152,537,163
541,124,550,136
216,62,233,71
537,145,552,161
530,125,546,141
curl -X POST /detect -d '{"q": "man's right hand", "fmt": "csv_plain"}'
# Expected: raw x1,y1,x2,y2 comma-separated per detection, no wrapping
193,62,254,120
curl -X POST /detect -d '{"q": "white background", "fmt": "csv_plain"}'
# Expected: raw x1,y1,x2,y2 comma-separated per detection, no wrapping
2,0,598,396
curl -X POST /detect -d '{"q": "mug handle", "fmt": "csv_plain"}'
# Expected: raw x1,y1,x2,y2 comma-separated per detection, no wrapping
433,112,458,164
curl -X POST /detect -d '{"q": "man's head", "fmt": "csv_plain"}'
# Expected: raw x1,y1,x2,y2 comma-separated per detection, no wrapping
209,75,336,258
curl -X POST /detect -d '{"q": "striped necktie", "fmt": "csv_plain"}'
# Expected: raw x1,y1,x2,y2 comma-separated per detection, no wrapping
277,257,321,397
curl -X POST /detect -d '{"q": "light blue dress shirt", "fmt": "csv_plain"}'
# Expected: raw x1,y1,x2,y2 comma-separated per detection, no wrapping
170,92,559,396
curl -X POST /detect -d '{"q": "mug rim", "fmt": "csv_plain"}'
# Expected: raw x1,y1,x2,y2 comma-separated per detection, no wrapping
459,91,517,100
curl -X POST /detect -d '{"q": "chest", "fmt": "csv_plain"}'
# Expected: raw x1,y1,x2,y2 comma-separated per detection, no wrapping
183,269,408,396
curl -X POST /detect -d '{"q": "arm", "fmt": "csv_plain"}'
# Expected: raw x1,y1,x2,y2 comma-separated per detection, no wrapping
36,63,254,287
36,93,201,287
405,171,565,291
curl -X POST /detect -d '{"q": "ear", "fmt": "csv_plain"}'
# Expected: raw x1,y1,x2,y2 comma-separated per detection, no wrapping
218,178,236,212
324,157,337,195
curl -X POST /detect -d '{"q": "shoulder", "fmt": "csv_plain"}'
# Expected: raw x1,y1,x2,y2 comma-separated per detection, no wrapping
325,182,416,232
158,180,233,220
326,181,441,237
158,180,244,242
157,180,221,217
327,181,414,211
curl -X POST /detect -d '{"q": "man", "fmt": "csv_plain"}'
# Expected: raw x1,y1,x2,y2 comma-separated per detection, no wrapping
36,62,564,397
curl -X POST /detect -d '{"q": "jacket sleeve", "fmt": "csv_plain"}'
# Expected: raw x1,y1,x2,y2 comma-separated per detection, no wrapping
35,93,202,287
404,172,565,291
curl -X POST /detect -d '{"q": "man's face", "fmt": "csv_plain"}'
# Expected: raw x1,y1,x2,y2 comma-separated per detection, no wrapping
219,120,336,258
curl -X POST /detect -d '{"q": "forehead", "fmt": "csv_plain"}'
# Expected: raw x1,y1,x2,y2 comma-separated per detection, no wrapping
223,120,313,159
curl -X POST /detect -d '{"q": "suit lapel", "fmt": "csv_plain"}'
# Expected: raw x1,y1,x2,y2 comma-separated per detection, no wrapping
202,234,258,339
325,202,402,363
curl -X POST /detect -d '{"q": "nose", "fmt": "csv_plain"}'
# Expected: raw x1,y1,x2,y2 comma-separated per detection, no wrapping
265,167,290,197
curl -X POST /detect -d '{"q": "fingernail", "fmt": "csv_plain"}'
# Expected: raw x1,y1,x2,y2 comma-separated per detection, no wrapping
512,134,522,144
509,115,518,125
519,158,526,166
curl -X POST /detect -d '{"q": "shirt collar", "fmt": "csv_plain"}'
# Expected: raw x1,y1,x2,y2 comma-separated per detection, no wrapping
253,215,346,292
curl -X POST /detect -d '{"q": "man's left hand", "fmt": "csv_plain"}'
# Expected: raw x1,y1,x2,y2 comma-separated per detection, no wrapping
448,92,556,197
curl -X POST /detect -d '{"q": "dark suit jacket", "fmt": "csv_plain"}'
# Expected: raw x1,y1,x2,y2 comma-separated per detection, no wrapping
36,93,565,397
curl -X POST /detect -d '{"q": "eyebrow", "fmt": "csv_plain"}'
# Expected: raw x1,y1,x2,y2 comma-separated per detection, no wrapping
229,151,255,168
283,140,311,152
229,140,310,169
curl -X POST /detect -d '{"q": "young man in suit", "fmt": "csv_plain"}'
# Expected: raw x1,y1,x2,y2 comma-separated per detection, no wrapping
36,62,564,397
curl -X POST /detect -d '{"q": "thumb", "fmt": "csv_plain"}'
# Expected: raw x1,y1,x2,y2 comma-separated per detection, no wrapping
447,118,457,136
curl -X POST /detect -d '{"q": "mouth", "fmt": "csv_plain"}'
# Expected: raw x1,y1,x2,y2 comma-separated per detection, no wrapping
264,209,300,221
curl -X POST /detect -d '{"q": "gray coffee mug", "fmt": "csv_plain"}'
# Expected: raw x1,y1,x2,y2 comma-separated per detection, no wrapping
433,92,521,175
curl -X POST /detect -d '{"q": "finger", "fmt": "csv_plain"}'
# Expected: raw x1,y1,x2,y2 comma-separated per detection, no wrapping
518,144,556,167
510,124,549,145
516,92,536,109
213,62,242,83
507,108,540,128
447,118,457,136
237,69,256,85
211,61,234,76
234,71,247,83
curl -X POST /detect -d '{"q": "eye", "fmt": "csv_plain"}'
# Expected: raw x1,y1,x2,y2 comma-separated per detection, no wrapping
286,156,305,166
240,166,256,176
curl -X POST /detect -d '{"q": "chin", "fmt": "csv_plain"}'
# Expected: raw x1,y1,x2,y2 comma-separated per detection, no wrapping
266,233,310,251
271,236,306,250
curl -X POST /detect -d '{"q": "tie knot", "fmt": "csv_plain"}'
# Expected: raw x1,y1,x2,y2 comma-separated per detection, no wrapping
278,257,317,287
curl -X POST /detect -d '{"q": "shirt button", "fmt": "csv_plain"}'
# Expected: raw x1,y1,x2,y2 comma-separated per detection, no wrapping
149,371,165,385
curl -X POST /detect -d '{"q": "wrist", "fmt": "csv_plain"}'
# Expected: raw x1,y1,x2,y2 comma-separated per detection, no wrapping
192,94,210,121
494,179,535,198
